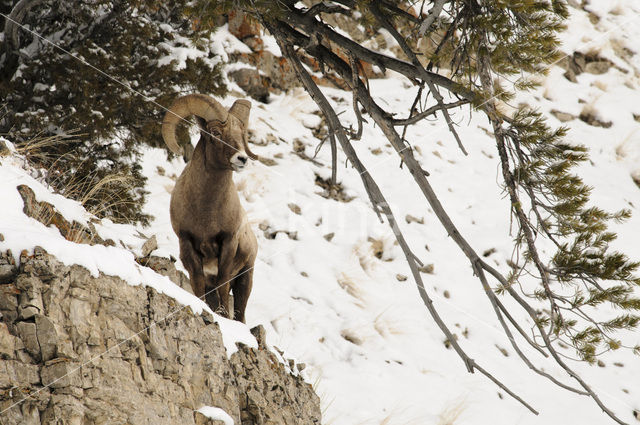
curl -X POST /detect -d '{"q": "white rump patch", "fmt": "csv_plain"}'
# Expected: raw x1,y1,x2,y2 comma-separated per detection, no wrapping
203,257,219,276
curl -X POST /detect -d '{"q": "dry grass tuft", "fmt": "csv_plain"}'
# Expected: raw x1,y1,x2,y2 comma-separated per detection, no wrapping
614,131,638,161
14,131,83,162
337,272,365,304
353,236,395,273
373,310,405,338
61,171,136,221
592,80,608,91
340,328,364,345
436,399,467,425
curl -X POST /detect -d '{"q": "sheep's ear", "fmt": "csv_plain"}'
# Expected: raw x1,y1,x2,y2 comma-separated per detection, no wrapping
228,99,251,128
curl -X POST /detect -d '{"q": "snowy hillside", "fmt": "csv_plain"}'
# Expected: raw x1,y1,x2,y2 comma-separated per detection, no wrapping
2,1,640,424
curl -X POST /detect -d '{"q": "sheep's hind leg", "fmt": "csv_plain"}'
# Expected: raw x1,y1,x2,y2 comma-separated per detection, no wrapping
232,267,253,323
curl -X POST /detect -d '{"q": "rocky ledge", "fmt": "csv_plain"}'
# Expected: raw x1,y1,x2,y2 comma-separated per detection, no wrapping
0,248,321,424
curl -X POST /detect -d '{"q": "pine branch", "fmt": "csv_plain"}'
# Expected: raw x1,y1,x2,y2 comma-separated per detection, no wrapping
476,40,632,425
282,7,474,99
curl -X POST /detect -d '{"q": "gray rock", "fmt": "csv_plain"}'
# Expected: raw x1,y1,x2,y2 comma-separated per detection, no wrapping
0,282,19,316
35,315,57,361
551,109,576,122
229,68,270,102
138,255,192,294
585,61,611,75
250,324,267,349
16,321,40,360
0,322,16,359
41,360,74,388
0,258,17,283
0,360,41,388
141,235,158,258
0,248,321,424
19,306,39,320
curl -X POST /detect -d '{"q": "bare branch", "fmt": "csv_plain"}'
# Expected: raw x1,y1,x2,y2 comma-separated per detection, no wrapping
392,99,468,126
474,260,589,395
476,51,560,331
3,0,44,50
369,2,467,155
329,131,337,186
379,0,421,24
269,18,538,415
305,1,350,17
283,8,474,99
419,0,446,35
348,54,365,140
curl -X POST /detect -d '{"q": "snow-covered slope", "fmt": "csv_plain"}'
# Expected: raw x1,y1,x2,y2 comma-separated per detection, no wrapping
2,1,640,424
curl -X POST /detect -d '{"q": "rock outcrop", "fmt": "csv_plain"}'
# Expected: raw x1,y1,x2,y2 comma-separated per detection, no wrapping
0,248,321,425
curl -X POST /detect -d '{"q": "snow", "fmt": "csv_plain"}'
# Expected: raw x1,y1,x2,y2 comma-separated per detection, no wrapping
260,33,282,57
210,24,252,60
196,406,234,425
2,2,640,424
157,31,223,70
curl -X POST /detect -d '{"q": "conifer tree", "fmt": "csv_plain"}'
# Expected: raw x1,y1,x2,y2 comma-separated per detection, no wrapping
0,0,226,223
196,1,639,423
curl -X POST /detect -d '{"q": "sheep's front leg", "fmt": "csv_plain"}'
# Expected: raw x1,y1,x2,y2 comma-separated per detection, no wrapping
215,234,239,319
178,235,206,300
201,239,222,314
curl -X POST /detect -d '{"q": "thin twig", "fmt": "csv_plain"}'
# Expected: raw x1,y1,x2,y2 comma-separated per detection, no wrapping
369,1,467,155
348,54,366,140
419,0,446,36
392,99,468,126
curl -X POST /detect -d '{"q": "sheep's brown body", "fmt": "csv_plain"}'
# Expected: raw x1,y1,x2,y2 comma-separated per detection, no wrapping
162,94,258,322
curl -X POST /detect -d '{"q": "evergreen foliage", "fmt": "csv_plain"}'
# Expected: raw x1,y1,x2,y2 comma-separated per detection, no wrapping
447,1,640,363
0,0,227,224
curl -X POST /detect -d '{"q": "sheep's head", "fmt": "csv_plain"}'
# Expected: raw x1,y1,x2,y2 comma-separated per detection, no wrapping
162,94,256,171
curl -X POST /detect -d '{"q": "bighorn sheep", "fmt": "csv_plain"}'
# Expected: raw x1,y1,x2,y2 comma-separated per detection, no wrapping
162,94,258,323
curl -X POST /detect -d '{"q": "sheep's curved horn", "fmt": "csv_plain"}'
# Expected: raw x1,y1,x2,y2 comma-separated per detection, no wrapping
228,99,259,160
228,99,251,127
162,94,228,154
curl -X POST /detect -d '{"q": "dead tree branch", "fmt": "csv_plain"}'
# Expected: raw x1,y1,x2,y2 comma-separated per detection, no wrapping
369,1,467,155
268,18,538,415
419,0,446,35
392,99,468,126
